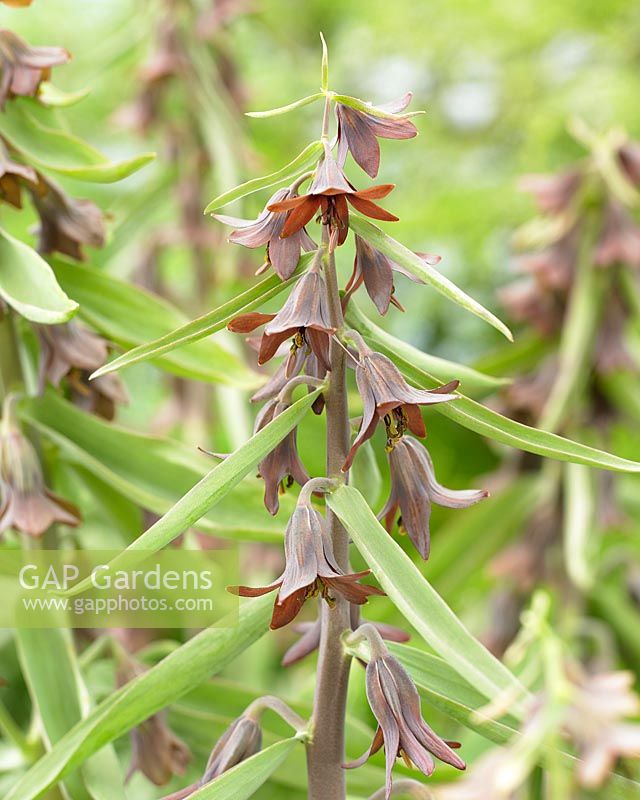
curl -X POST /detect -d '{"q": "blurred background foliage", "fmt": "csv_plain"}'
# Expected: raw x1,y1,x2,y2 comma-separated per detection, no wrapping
2,1,640,798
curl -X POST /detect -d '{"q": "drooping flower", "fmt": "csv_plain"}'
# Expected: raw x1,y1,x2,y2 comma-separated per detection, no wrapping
498,278,562,336
617,140,640,187
0,415,80,537
159,715,261,800
379,437,488,559
228,263,335,374
343,235,436,315
565,668,640,788
1,1,34,7
215,187,316,279
30,178,105,261
0,141,38,209
38,321,128,420
594,200,640,268
345,648,465,798
230,502,384,629
253,396,309,515
343,334,459,471
518,169,582,214
515,225,579,291
336,94,418,179
267,146,398,246
117,656,191,786
201,715,262,781
0,29,69,107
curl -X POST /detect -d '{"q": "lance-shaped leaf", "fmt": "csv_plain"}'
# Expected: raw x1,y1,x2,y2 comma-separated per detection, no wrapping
52,258,258,387
187,737,302,800
1,102,154,183
0,227,78,324
246,93,324,118
563,462,595,591
346,302,508,398
21,393,294,544
90,252,314,379
60,387,321,596
38,82,90,108
204,141,324,213
328,485,526,705
349,215,513,341
16,628,126,800
355,317,640,472
538,246,602,432
332,93,424,120
4,596,272,800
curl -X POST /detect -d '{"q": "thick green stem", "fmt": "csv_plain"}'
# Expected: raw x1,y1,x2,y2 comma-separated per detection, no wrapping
306,225,351,800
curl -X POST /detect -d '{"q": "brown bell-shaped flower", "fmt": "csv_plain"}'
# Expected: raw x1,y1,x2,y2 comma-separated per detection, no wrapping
159,715,262,800
201,715,262,782
267,145,398,246
228,262,335,374
564,668,640,789
343,236,436,315
617,140,640,187
31,177,105,261
343,334,459,471
215,187,316,280
380,437,488,560
345,646,465,798
515,225,579,292
38,321,128,420
336,93,417,179
518,169,582,214
594,200,640,268
127,712,191,786
0,141,38,209
0,29,69,107
0,414,80,537
117,657,191,787
253,396,309,515
230,501,384,629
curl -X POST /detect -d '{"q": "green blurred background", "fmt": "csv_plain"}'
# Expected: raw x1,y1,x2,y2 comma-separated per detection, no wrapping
3,1,640,797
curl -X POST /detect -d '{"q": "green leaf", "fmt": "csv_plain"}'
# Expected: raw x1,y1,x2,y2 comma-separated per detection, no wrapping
0,227,78,324
16,628,125,800
345,640,520,743
52,258,258,387
320,33,329,92
360,325,640,472
188,738,301,800
473,331,553,378
4,596,272,800
332,94,424,120
204,141,323,213
563,462,595,591
346,302,509,397
1,101,154,183
427,476,544,600
89,252,313,379
20,391,297,545
349,215,512,340
37,82,90,108
327,485,526,705
39,387,320,596
246,93,324,118
538,248,602,432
